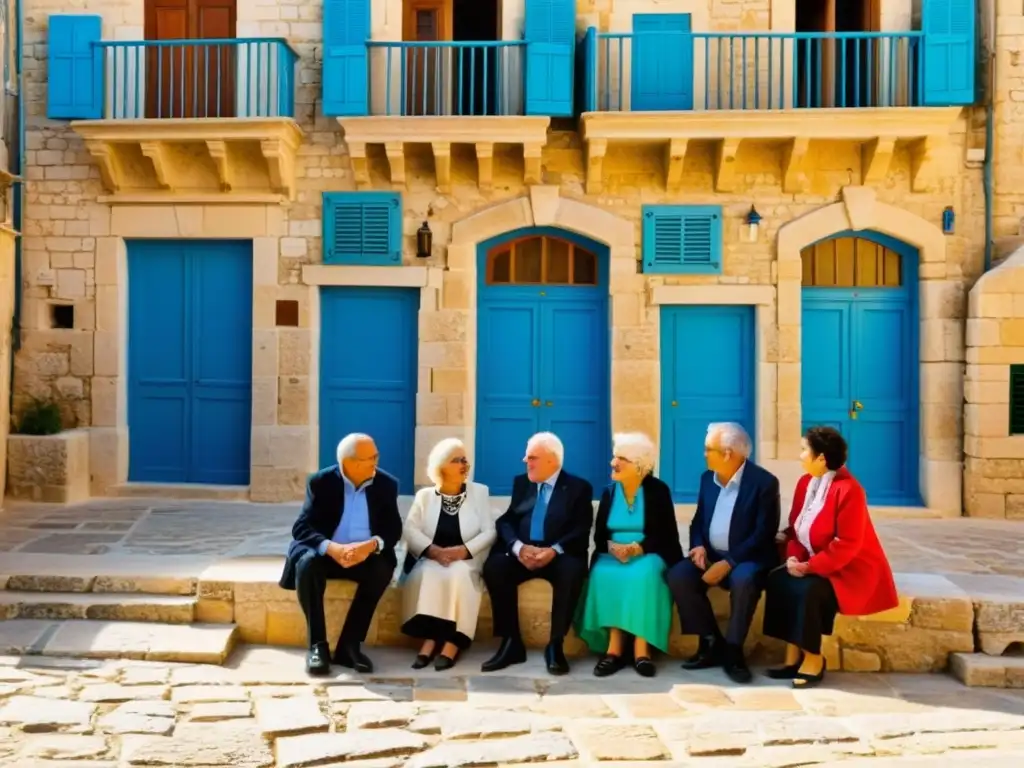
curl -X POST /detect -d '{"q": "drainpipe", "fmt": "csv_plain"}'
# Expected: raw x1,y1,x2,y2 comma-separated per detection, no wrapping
983,0,995,273
8,0,23,417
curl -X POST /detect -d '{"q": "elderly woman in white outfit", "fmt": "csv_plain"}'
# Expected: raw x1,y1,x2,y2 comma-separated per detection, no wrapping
401,438,496,670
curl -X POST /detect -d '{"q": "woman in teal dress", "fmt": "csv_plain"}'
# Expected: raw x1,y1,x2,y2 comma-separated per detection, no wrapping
578,432,683,677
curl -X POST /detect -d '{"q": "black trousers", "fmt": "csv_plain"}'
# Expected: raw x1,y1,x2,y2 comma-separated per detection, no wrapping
482,550,587,642
762,569,838,655
294,549,394,649
666,558,767,647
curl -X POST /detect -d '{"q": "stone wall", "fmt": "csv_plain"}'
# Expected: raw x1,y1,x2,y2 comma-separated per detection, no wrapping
15,0,984,506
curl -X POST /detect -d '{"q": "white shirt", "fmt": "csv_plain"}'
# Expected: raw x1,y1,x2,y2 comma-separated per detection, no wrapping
794,471,836,555
512,470,562,556
708,462,745,554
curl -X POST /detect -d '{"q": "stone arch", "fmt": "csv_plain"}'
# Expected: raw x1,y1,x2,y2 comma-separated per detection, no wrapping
425,187,636,485
774,185,960,514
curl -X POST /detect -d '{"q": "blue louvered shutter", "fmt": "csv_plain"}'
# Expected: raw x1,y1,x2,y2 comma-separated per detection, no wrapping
525,0,576,116
47,15,104,120
641,205,722,274
922,0,976,106
322,0,369,116
323,192,402,266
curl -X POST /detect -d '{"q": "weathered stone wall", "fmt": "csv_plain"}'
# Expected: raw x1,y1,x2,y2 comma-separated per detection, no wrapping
15,0,983,506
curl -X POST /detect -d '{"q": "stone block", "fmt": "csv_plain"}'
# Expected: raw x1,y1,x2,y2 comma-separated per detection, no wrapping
6,429,90,503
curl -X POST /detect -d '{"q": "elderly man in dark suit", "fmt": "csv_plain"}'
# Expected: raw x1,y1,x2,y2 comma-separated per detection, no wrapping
481,432,594,676
279,433,402,676
666,422,781,684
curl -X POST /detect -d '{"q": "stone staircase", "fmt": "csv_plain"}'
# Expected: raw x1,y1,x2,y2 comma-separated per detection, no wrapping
0,573,238,664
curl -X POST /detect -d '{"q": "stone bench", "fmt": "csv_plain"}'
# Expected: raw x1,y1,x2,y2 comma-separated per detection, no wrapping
197,560,977,673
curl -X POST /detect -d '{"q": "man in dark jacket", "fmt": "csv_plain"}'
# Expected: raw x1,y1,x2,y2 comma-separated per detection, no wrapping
279,433,402,675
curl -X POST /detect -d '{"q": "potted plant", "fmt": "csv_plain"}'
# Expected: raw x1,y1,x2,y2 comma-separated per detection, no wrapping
7,398,90,503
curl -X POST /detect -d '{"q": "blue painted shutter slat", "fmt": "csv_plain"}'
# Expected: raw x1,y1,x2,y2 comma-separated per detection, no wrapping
642,205,722,274
525,0,576,116
47,15,104,120
324,192,402,265
631,14,693,112
922,0,975,106
322,0,369,117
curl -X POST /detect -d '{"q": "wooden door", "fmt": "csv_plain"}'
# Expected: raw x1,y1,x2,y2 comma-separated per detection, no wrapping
145,0,236,118
402,0,451,116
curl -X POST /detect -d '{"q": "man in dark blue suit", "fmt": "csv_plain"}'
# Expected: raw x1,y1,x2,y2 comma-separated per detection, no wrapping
481,432,594,676
666,422,781,684
279,433,403,676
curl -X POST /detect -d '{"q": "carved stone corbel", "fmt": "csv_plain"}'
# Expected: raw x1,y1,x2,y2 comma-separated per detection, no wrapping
140,141,174,190
348,142,370,189
665,138,689,193
714,138,742,193
523,143,544,186
861,136,896,186
384,141,406,187
781,137,810,193
585,138,607,195
84,140,123,193
910,135,947,193
475,142,494,191
205,140,234,192
260,139,296,199
432,141,452,193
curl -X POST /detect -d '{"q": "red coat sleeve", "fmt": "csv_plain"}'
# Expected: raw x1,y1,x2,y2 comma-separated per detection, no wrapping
806,480,867,577
784,475,811,561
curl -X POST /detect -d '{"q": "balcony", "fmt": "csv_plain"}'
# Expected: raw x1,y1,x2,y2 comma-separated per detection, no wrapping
579,30,966,194
48,23,303,203
336,41,550,192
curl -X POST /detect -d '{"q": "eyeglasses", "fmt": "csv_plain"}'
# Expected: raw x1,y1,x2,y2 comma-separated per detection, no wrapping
449,456,469,465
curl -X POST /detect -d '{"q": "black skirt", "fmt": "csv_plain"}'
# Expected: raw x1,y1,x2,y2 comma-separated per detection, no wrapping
762,567,838,655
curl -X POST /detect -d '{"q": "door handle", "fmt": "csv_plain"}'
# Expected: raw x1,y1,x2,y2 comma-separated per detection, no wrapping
671,401,678,407
852,400,863,410
531,399,540,407
545,401,553,407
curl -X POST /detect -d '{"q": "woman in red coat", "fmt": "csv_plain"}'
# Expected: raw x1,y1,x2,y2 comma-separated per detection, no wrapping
762,426,898,688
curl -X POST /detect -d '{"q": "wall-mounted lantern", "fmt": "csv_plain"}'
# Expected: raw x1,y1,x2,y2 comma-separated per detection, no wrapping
416,221,433,258
942,206,955,235
745,205,762,243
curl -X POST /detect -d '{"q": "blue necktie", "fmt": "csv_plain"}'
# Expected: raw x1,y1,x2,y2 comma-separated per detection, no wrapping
529,483,550,542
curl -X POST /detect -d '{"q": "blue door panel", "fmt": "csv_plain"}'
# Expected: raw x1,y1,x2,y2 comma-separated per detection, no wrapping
660,305,755,503
631,14,693,112
127,240,252,485
801,301,851,419
319,287,418,493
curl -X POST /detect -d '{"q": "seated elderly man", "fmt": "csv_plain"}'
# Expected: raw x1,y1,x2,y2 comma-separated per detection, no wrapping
278,433,403,676
666,422,781,683
481,432,594,676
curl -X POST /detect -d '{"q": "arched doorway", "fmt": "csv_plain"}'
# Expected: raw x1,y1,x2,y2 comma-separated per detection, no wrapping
475,228,610,496
800,230,921,505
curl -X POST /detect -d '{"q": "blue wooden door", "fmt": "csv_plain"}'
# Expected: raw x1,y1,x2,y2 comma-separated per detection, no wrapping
801,233,919,505
476,230,609,496
127,240,253,485
631,13,693,111
660,305,755,503
319,287,419,493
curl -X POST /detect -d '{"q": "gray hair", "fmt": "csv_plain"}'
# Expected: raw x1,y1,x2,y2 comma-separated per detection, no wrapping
426,437,466,486
336,433,373,465
527,432,564,466
706,422,752,458
613,432,657,476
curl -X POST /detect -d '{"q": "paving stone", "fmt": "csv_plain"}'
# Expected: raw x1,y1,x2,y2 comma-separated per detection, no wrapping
274,729,429,767
844,710,1024,740
31,685,78,699
345,700,421,729
327,684,413,703
172,684,249,703
413,679,467,702
246,685,318,698
40,621,237,664
121,665,171,686
657,713,782,757
78,683,167,702
170,665,241,686
0,695,96,733
669,683,734,709
872,728,1024,755
439,709,555,740
405,732,577,768
739,742,874,767
727,687,805,711
609,692,689,718
572,723,670,761
18,734,110,760
254,695,328,738
532,693,616,718
98,699,176,735
189,701,253,721
758,716,859,745
121,722,274,767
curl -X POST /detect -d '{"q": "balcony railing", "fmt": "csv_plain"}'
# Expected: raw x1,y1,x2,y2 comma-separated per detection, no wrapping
583,30,924,113
96,38,298,120
367,41,526,117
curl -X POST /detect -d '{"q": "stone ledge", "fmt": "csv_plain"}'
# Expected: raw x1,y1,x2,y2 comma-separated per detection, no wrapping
6,429,91,504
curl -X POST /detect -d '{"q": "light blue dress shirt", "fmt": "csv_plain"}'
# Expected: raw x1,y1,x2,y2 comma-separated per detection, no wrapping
512,470,565,556
317,471,382,556
707,462,746,555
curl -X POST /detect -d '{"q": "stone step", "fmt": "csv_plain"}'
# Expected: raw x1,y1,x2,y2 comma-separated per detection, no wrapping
0,619,238,664
2,573,197,595
950,653,1024,688
0,591,197,623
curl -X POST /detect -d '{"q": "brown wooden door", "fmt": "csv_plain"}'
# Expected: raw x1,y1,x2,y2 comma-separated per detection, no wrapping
145,0,236,118
403,0,451,116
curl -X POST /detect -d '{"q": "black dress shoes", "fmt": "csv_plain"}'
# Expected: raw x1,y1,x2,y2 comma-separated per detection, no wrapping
544,641,569,676
333,642,373,674
306,641,331,676
723,643,753,684
481,637,527,672
681,634,725,670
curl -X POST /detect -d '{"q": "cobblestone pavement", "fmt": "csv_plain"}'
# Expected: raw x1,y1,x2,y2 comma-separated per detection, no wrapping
1,645,1023,766
2,498,1024,577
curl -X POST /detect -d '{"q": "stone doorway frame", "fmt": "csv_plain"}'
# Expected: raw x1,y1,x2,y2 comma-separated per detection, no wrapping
776,186,962,514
